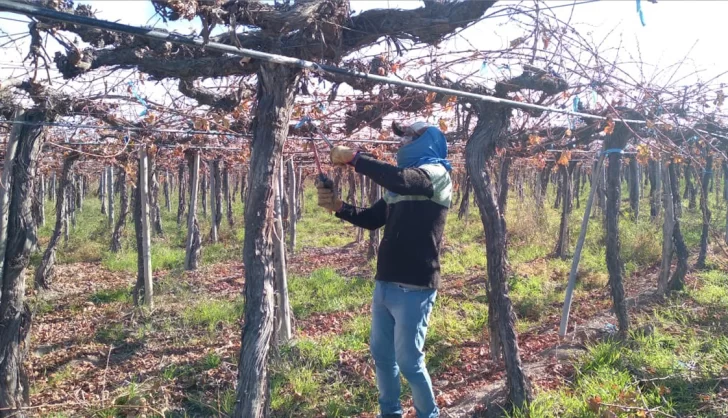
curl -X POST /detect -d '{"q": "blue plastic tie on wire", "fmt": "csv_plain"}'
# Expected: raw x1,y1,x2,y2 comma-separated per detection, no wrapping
318,103,326,111
573,96,580,112
294,116,311,129
480,61,488,76
602,148,624,155
636,0,646,26
127,81,149,117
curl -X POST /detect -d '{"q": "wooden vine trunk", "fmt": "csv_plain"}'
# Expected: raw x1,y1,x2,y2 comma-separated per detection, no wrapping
458,174,472,220
668,163,688,291
0,109,46,417
184,150,201,270
223,165,234,228
628,156,640,220
176,162,186,225
287,159,298,254
35,152,80,290
466,101,531,408
235,63,299,418
554,160,575,259
696,153,713,269
110,167,129,253
201,165,208,218
649,159,662,219
164,169,171,212
149,156,164,236
604,129,630,337
658,159,675,294
210,159,222,243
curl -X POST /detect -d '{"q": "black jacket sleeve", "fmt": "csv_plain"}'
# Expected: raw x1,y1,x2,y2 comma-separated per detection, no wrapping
354,155,434,197
335,198,387,230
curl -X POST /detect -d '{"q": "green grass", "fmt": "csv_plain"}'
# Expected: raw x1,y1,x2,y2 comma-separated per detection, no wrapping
89,287,132,304
181,297,244,332
288,268,373,319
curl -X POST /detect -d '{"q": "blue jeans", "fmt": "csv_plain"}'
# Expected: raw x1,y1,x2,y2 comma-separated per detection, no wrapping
370,280,439,418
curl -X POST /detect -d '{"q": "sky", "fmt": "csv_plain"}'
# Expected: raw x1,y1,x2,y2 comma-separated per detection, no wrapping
0,0,726,134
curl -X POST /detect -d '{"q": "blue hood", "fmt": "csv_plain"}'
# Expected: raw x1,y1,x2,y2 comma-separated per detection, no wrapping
396,127,452,171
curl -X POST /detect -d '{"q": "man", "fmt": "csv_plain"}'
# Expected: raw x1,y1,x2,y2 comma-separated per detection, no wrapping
316,121,452,418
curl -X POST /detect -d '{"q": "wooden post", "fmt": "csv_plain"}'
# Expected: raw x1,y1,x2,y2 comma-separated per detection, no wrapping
559,153,604,336
274,157,292,343
139,147,153,307
185,150,201,270
100,169,106,215
107,166,114,227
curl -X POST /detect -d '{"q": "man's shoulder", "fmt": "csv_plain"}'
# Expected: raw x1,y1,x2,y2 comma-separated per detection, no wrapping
417,164,452,208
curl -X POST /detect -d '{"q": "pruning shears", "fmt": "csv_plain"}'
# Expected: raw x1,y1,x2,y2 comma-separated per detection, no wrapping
295,116,334,189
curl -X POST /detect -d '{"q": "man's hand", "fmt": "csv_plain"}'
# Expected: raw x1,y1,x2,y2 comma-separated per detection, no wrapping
330,145,357,166
316,181,343,212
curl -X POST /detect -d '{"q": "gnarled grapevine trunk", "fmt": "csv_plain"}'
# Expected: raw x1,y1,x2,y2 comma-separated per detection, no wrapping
224,164,234,228
210,159,222,243
668,163,688,291
696,153,713,269
287,159,298,254
554,160,575,259
604,128,631,337
164,169,171,212
201,165,208,218
0,109,46,417
458,174,472,220
628,156,640,220
176,162,186,225
649,159,662,219
148,155,163,237
235,63,299,418
466,102,531,408
658,159,674,294
35,152,80,290
110,167,129,253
